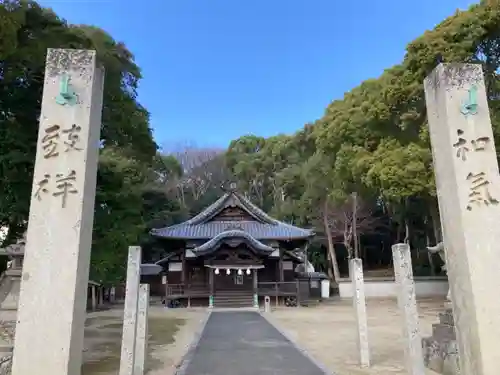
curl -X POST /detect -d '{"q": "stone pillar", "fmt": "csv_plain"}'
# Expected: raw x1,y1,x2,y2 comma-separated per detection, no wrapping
119,246,141,375
11,49,104,375
392,243,425,375
134,284,150,375
349,258,370,367
424,63,500,375
91,285,97,311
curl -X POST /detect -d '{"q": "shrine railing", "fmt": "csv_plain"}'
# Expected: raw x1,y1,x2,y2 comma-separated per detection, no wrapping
166,283,210,297
257,281,298,296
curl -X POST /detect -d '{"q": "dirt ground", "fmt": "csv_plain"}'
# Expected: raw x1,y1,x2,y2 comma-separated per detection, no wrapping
82,306,207,375
0,305,206,375
266,298,444,375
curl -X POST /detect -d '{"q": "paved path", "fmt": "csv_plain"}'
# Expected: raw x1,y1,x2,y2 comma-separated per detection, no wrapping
180,311,328,375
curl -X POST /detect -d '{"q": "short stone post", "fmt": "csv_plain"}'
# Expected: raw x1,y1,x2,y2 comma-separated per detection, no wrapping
424,63,500,375
11,49,104,375
134,284,150,375
392,243,425,375
349,258,370,367
91,285,97,311
119,246,142,375
264,296,271,312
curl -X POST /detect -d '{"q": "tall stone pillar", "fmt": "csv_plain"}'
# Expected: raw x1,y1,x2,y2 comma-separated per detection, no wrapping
134,284,150,375
11,49,104,375
349,258,370,367
392,243,425,375
119,246,141,375
423,63,500,375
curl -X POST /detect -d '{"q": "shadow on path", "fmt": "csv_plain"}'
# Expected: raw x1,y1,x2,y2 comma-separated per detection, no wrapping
180,311,328,375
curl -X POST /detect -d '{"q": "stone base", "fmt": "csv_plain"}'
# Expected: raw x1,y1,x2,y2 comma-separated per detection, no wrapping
0,352,12,375
0,270,21,311
422,309,460,375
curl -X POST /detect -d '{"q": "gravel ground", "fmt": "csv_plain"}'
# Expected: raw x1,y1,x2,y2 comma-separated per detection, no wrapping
265,298,444,375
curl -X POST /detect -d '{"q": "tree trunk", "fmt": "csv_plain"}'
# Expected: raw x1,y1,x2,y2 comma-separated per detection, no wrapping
326,250,334,280
323,204,340,282
352,192,359,258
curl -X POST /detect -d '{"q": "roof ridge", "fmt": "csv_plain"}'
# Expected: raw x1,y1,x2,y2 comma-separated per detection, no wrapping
186,192,231,225
187,191,271,225
233,192,277,225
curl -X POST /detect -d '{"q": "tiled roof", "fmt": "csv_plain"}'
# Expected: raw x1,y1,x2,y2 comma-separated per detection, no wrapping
152,220,312,240
140,263,163,276
188,191,275,225
192,230,274,255
151,191,313,240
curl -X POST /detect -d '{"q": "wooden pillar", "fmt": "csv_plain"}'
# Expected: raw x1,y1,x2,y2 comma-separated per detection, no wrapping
208,268,214,308
296,279,300,307
98,287,104,306
163,273,169,308
278,249,284,282
110,286,116,303
253,268,258,308
181,250,186,285
253,268,258,292
91,285,97,311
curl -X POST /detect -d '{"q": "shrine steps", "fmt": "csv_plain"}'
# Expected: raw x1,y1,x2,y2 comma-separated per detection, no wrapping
213,290,254,308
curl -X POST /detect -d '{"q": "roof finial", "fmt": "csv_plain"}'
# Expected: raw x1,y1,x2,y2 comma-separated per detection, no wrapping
229,182,237,191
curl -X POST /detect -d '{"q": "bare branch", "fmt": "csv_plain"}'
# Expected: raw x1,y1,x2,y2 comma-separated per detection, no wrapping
320,196,382,257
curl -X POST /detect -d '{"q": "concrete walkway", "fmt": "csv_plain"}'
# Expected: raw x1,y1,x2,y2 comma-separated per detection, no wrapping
179,311,329,375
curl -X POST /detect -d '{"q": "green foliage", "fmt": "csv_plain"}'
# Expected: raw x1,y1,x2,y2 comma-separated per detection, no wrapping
223,2,500,272
4,1,500,280
0,0,175,284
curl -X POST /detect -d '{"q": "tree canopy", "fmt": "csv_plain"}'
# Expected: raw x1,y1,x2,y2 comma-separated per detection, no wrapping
2,0,500,282
0,0,170,284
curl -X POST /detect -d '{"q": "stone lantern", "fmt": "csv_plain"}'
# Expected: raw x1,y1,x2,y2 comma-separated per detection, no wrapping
0,232,26,310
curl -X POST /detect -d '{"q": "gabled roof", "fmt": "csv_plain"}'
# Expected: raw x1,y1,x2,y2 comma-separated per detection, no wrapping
187,191,274,225
151,191,314,240
190,230,274,256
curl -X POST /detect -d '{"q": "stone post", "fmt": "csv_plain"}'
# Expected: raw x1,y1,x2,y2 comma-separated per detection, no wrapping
11,49,104,375
349,258,370,367
119,246,141,375
91,285,97,311
134,284,150,375
424,63,500,375
392,243,425,375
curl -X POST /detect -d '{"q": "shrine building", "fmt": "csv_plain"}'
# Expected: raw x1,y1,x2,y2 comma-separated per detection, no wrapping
150,187,314,308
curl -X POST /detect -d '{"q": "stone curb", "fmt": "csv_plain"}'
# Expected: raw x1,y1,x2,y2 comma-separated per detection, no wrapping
174,309,212,375
260,311,337,375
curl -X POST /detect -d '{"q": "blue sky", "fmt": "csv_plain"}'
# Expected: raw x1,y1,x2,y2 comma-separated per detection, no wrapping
39,0,477,149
